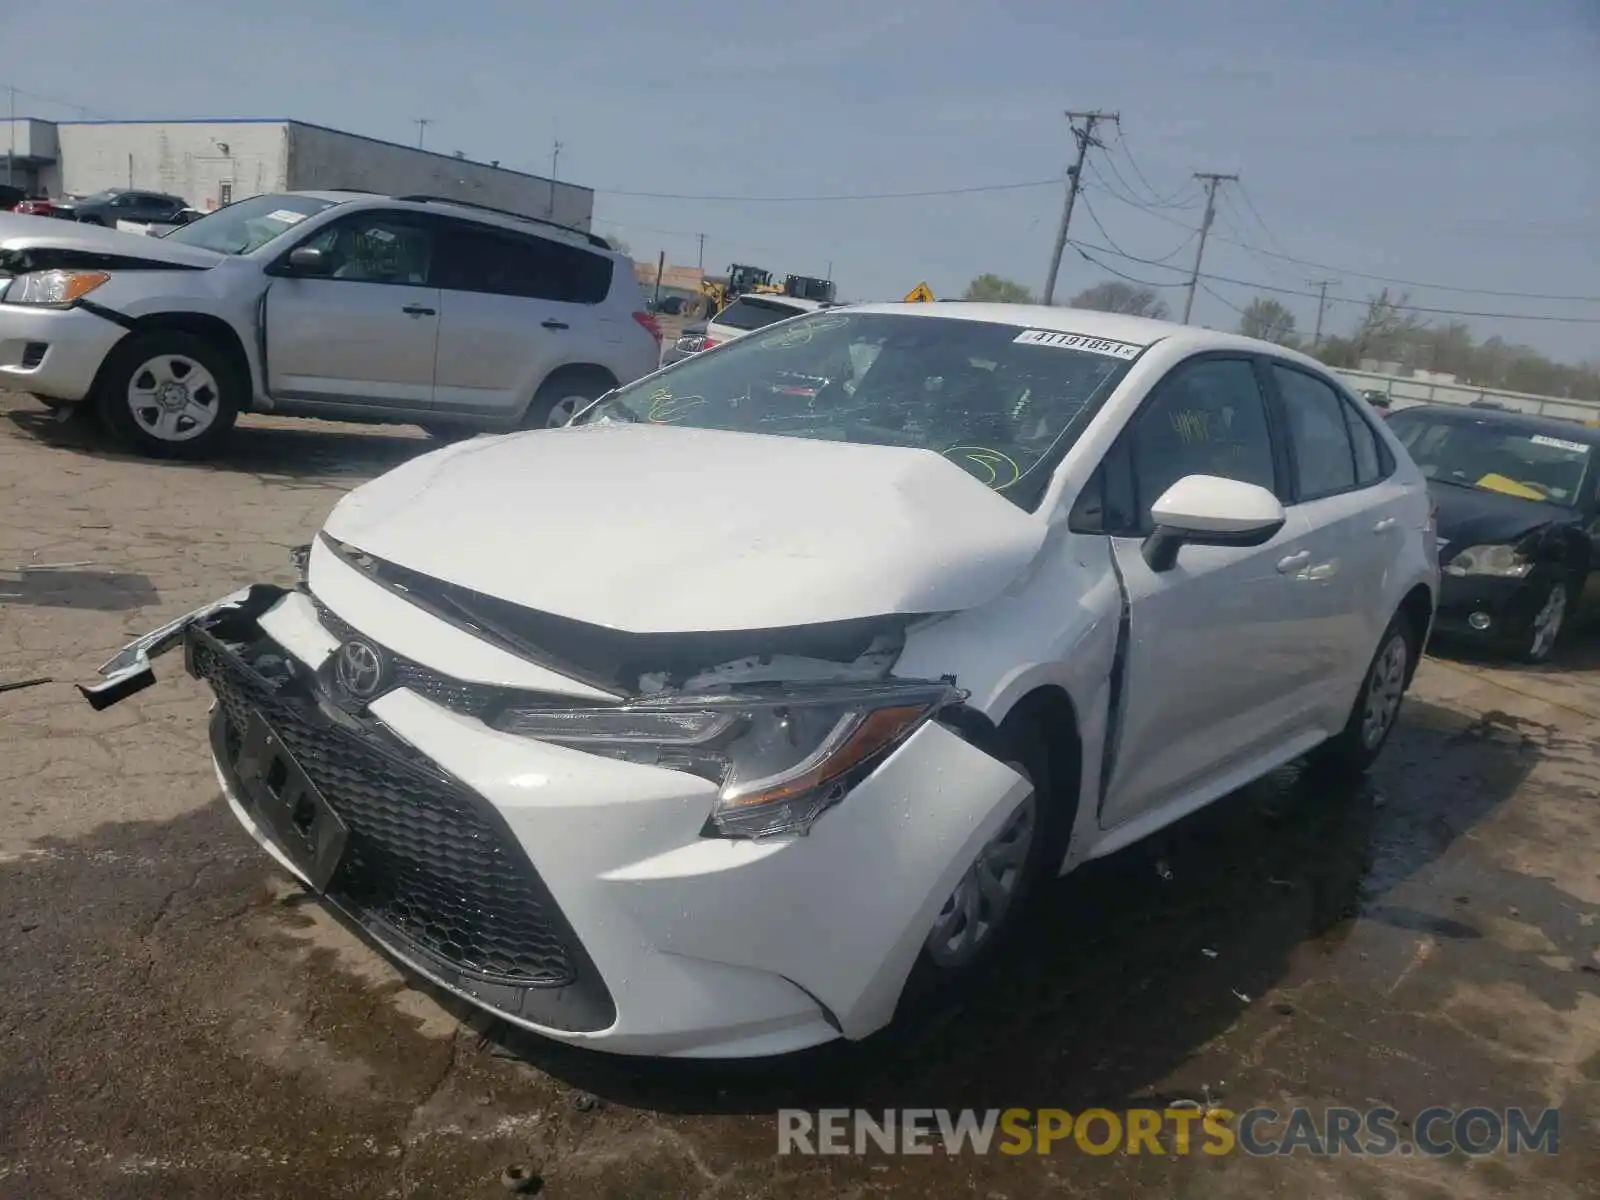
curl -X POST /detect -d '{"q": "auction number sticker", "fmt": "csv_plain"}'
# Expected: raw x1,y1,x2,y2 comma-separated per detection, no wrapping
1530,434,1588,453
264,209,309,225
1013,329,1143,359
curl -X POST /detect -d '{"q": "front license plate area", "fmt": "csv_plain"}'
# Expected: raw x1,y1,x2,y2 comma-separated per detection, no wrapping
236,709,348,892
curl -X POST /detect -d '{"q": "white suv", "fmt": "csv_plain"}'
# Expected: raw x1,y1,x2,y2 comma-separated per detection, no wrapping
0,192,662,457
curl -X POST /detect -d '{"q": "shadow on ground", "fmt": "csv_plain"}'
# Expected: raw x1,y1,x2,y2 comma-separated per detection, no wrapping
438,695,1543,1115
3,399,433,484
0,566,160,612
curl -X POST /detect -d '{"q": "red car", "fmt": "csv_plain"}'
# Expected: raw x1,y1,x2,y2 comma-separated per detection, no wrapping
12,196,75,219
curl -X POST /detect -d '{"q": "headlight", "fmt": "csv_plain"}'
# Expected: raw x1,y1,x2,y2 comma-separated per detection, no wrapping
3,269,112,306
1444,543,1532,578
490,679,964,838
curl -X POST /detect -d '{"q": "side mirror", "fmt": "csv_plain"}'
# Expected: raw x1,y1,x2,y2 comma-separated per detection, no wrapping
286,246,330,276
1142,474,1286,572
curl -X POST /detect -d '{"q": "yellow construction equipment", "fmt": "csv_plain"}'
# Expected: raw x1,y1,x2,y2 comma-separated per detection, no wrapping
697,264,837,317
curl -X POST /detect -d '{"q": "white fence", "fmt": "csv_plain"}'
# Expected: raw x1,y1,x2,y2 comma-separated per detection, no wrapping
1334,368,1600,425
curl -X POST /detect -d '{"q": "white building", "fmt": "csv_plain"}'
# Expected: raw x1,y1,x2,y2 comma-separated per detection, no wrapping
1,118,593,231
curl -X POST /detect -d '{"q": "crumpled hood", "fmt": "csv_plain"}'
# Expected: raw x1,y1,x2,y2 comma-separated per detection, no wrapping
1429,481,1570,552
322,423,1047,633
0,213,224,268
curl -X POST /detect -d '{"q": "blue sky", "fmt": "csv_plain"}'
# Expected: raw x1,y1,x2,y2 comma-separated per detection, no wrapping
4,0,1597,361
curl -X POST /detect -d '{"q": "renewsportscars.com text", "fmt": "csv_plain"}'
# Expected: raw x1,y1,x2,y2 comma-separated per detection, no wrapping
777,1106,1561,1157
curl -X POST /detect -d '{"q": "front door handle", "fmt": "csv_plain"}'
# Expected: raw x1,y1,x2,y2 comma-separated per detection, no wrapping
1276,549,1312,574
541,319,569,330
402,304,436,317
1373,517,1397,533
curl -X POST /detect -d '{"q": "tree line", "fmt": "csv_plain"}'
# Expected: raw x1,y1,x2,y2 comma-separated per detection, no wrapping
958,274,1599,402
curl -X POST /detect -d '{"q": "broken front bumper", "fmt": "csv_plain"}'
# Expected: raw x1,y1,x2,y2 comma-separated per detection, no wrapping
83,586,1031,1058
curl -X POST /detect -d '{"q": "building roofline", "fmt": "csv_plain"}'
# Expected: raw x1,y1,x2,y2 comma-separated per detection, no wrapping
34,116,594,196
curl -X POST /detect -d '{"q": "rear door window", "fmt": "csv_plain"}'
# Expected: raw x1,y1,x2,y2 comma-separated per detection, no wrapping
1271,363,1358,501
433,220,613,304
1342,396,1385,485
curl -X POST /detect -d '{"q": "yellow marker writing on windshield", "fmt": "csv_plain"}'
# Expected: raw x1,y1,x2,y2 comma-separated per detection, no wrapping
941,445,1021,490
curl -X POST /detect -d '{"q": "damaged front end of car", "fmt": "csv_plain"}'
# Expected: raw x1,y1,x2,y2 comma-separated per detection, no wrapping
77,539,1034,1054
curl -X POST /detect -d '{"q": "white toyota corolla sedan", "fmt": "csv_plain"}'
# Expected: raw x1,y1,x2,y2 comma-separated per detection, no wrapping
82,303,1439,1058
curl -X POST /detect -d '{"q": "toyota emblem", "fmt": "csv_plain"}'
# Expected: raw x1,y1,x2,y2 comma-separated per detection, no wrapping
334,639,386,700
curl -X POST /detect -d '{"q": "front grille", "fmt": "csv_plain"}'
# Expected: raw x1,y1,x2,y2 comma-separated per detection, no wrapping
312,598,504,717
194,633,577,988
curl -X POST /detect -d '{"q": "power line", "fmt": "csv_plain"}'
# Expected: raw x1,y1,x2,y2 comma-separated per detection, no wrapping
1068,244,1181,292
591,176,1064,202
1080,188,1196,265
1105,128,1200,209
1068,238,1600,323
0,79,110,119
1199,281,1250,317
1229,180,1299,263
1089,183,1600,302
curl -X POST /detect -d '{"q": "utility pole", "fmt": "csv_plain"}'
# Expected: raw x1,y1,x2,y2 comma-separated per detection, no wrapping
7,86,15,188
1181,171,1239,324
1309,279,1338,347
414,118,431,149
696,232,706,271
547,138,564,219
1042,109,1118,305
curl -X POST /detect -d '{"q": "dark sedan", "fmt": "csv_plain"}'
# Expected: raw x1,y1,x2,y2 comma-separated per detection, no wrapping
1386,405,1599,662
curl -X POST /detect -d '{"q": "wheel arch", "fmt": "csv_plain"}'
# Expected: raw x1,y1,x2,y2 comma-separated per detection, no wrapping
954,683,1083,866
519,362,620,422
89,311,253,408
1397,581,1434,686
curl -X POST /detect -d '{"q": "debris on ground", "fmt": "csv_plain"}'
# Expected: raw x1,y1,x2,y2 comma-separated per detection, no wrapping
0,677,52,695
500,1164,542,1193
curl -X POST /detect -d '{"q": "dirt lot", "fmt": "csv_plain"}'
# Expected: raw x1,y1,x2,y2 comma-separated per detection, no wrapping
1,391,1596,1200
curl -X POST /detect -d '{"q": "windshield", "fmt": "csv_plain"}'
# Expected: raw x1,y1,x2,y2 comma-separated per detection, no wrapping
164,193,337,255
713,297,808,332
576,311,1141,510
1386,411,1594,507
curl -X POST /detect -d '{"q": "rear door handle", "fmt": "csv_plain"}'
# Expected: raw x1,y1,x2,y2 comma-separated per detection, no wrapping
1373,517,1397,533
402,304,435,316
1276,549,1312,574
541,319,569,330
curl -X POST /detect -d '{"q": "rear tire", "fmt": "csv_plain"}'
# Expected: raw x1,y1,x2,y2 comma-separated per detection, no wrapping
1314,613,1417,774
97,330,240,460
520,368,616,430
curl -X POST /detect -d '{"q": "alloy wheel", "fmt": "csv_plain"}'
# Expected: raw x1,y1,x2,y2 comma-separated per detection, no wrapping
547,395,589,428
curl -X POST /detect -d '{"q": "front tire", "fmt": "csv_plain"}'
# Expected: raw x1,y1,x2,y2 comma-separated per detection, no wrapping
910,715,1070,991
97,330,240,460
1316,614,1417,773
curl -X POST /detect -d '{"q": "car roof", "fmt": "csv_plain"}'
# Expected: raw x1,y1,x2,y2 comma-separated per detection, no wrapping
282,190,616,253
716,295,828,313
1390,403,1600,444
836,301,1329,362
